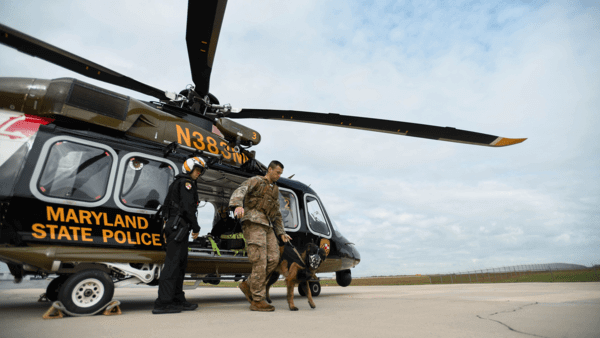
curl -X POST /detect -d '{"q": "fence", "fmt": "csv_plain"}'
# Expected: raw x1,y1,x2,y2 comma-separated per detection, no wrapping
428,263,600,284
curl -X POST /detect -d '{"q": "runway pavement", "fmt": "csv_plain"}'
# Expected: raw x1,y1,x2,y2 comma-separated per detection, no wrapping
0,281,598,338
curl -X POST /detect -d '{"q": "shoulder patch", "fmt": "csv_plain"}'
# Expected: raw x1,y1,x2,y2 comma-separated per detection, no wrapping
185,182,193,190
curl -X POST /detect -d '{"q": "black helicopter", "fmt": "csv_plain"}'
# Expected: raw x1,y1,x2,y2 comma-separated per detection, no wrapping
0,1,524,315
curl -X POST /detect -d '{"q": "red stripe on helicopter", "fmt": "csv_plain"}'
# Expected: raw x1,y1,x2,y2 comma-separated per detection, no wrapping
0,113,54,140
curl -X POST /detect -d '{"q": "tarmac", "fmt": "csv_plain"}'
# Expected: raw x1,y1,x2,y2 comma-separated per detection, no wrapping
0,280,599,338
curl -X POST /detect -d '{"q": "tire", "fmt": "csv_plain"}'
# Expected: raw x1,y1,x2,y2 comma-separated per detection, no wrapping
336,269,352,287
309,281,321,296
45,275,69,302
58,270,114,315
298,283,307,297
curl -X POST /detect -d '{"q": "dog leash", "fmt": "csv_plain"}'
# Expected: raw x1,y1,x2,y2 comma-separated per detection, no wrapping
276,235,307,267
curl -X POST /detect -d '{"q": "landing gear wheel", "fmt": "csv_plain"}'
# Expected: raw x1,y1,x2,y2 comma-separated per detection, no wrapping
298,282,321,297
45,275,69,302
336,269,352,287
308,281,321,296
298,283,307,297
58,270,114,315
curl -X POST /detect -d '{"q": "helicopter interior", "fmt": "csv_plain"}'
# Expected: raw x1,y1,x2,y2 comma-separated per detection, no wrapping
185,167,301,255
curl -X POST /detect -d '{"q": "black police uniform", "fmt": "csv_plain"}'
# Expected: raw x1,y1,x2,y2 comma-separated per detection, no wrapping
153,174,200,312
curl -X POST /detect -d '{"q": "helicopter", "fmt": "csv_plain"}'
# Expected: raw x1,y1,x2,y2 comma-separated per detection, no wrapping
0,1,526,315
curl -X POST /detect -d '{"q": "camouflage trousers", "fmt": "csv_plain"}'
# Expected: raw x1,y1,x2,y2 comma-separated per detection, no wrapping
242,221,279,302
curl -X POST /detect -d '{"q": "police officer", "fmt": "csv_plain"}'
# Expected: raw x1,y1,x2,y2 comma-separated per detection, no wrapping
152,157,205,314
229,160,292,311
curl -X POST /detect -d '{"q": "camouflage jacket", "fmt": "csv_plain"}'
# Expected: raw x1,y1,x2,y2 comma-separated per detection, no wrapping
229,176,285,236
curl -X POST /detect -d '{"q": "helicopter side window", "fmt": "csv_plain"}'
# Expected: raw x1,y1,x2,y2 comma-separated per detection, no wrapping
37,141,112,202
305,195,331,237
119,157,175,210
278,190,299,230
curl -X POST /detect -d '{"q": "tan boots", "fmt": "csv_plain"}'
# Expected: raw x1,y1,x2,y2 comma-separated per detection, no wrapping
250,300,274,312
240,281,274,311
239,281,252,303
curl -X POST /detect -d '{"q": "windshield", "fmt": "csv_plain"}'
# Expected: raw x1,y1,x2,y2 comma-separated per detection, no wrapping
0,111,51,197
305,195,331,237
0,136,35,197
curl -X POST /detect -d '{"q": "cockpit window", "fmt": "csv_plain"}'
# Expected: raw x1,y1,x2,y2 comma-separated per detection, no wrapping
279,190,299,230
37,141,112,202
305,195,331,237
119,157,175,210
0,136,36,197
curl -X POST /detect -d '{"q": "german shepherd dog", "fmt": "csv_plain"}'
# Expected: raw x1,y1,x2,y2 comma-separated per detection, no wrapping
265,242,327,311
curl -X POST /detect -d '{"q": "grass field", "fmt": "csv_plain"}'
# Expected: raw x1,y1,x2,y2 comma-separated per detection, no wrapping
495,269,600,283
186,269,600,288
419,269,599,284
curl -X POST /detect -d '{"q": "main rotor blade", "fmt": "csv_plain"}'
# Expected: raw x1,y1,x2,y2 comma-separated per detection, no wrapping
0,23,169,101
228,109,526,147
186,0,227,97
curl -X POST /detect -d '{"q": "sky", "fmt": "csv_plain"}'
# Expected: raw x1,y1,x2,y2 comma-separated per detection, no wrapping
0,0,599,277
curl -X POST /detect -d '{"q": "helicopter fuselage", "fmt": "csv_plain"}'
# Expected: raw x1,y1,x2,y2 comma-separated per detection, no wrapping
0,106,360,283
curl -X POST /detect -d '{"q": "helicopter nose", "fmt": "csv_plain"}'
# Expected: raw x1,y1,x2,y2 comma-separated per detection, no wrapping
350,245,361,267
352,245,361,262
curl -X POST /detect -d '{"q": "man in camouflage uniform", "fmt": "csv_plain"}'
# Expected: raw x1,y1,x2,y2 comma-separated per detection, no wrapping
229,160,291,311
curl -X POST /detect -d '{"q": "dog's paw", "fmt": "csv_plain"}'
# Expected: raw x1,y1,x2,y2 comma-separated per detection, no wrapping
266,297,272,304
289,306,299,311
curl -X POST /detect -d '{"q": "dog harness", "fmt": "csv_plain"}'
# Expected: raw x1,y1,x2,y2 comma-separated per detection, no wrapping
280,242,305,269
279,242,322,283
